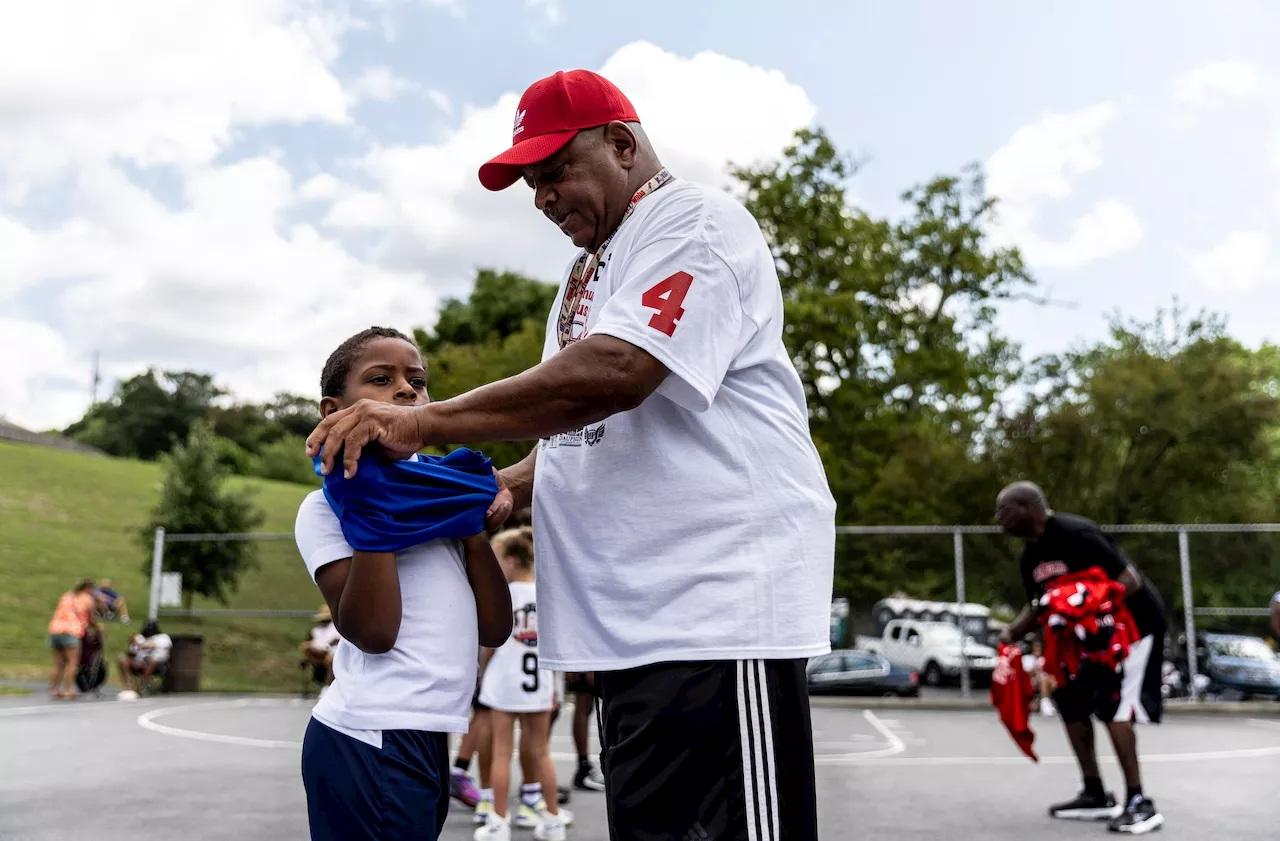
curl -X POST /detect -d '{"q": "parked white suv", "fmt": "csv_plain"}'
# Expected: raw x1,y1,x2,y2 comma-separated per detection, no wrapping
856,619,998,687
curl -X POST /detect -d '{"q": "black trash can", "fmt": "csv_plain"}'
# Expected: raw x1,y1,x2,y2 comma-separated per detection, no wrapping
162,634,205,693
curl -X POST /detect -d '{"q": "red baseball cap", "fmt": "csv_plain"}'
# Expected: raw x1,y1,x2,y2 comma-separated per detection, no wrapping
478,69,640,192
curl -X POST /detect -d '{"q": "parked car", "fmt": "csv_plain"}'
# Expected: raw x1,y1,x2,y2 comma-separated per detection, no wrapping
856,619,998,687
1186,632,1280,701
807,649,920,697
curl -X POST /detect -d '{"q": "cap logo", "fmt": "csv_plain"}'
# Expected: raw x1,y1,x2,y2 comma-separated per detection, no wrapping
513,108,526,138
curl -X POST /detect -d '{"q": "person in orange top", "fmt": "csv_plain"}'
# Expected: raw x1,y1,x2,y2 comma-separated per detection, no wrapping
47,578,99,699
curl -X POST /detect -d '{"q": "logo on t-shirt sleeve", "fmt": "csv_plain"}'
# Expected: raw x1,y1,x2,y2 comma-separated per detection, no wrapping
1033,560,1070,584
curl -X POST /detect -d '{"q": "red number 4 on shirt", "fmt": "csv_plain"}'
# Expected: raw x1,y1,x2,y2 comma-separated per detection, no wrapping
641,271,693,337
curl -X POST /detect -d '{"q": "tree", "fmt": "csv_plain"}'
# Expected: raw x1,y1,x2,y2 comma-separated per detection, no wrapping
140,420,265,609
413,269,558,469
730,128,1032,603
66,369,224,460
985,306,1280,617
416,269,558,353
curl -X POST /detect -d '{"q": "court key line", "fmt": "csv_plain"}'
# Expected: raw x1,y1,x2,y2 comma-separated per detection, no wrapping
136,698,308,749
136,698,593,759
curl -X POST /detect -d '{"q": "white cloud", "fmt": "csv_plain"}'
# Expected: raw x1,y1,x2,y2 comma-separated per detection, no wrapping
1188,231,1272,293
526,0,564,26
0,35,815,431
319,40,816,287
424,89,453,114
0,1,352,194
985,102,1143,269
1173,60,1262,110
348,65,417,103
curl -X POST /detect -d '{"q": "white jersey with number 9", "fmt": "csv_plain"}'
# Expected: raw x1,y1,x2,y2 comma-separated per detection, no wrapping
478,580,555,712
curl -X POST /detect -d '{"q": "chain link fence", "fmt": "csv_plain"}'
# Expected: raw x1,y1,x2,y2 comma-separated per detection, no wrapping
834,523,1280,700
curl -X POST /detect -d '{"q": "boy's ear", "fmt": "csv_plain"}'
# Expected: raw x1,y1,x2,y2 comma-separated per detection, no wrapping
320,397,340,417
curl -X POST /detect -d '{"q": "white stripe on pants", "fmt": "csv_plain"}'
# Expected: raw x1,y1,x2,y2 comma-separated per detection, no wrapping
737,660,781,841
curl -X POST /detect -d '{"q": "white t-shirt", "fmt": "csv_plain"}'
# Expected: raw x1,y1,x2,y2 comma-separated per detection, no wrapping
139,633,172,665
479,580,555,712
294,488,478,743
309,623,342,653
532,178,837,672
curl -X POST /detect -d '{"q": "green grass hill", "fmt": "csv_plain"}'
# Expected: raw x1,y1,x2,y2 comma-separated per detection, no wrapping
0,440,321,693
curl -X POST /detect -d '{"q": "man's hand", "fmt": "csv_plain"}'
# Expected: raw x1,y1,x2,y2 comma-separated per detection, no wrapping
485,469,514,531
306,400,428,478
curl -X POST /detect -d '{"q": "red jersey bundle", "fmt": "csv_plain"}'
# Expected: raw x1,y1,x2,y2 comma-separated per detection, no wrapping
1038,567,1140,688
991,643,1038,762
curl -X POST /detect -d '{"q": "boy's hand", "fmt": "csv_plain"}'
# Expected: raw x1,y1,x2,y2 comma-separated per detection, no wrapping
486,469,514,531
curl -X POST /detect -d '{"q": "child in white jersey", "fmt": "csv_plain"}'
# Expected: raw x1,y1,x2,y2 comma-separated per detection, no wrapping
474,528,571,841
295,326,513,841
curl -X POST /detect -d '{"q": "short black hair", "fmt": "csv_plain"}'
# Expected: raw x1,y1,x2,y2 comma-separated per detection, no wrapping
320,327,415,399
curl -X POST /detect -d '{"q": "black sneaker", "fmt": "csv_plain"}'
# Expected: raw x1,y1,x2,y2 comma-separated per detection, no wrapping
1108,795,1164,834
1049,789,1123,821
573,761,606,792
557,786,571,805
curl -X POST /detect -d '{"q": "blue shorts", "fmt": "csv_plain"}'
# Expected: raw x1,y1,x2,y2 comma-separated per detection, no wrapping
301,718,450,841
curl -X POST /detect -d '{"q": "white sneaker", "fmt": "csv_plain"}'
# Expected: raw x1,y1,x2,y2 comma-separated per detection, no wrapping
534,813,567,841
117,690,139,701
474,814,511,841
517,801,573,829
474,799,495,825
1040,698,1056,716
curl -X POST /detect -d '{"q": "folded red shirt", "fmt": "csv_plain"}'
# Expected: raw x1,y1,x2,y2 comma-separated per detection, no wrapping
991,642,1038,762
1038,567,1140,688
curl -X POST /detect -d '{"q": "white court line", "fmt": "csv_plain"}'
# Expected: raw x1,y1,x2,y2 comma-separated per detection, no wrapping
837,710,906,761
0,699,160,717
819,743,1280,767
134,697,598,759
136,698,305,749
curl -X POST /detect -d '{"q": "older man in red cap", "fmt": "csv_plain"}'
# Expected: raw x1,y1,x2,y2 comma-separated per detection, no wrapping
309,69,835,841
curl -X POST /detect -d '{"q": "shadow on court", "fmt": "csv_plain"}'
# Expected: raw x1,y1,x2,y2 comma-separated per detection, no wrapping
0,696,1274,840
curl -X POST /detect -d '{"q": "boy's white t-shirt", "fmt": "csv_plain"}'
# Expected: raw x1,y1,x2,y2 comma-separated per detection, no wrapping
532,178,837,672
478,579,554,712
294,477,479,749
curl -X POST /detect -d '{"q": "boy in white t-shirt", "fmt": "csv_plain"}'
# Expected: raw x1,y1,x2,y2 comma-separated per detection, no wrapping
295,327,514,841
473,528,570,841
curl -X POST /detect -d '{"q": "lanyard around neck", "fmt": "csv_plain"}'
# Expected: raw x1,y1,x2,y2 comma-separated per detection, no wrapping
556,168,674,349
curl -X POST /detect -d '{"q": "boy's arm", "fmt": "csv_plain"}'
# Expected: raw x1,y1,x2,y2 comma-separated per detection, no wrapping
314,551,402,655
463,535,513,648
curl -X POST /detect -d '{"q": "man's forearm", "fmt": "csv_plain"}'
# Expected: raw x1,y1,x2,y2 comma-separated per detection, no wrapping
500,446,538,512
1006,603,1037,640
420,336,666,446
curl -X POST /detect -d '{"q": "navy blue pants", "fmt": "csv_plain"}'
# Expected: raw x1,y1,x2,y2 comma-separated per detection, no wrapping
302,717,450,841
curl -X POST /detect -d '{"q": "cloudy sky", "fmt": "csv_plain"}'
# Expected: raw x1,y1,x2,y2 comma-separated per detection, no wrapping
2,0,1278,430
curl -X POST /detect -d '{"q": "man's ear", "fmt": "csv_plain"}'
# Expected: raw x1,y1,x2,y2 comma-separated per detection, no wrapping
320,397,340,417
604,121,639,169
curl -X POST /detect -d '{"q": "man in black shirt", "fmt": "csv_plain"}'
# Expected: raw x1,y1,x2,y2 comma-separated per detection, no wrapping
997,481,1165,836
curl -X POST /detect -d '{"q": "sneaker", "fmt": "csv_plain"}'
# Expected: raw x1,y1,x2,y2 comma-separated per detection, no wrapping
473,814,511,841
534,813,567,841
573,760,606,792
516,801,574,829
451,769,481,807
1049,789,1123,821
557,786,571,805
116,690,139,702
474,798,494,825
1108,795,1164,834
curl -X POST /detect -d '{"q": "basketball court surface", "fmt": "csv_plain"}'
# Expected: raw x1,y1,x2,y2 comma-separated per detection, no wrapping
1,693,1275,839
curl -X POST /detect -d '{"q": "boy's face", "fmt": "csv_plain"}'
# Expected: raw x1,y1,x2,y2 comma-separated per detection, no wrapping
322,337,429,417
